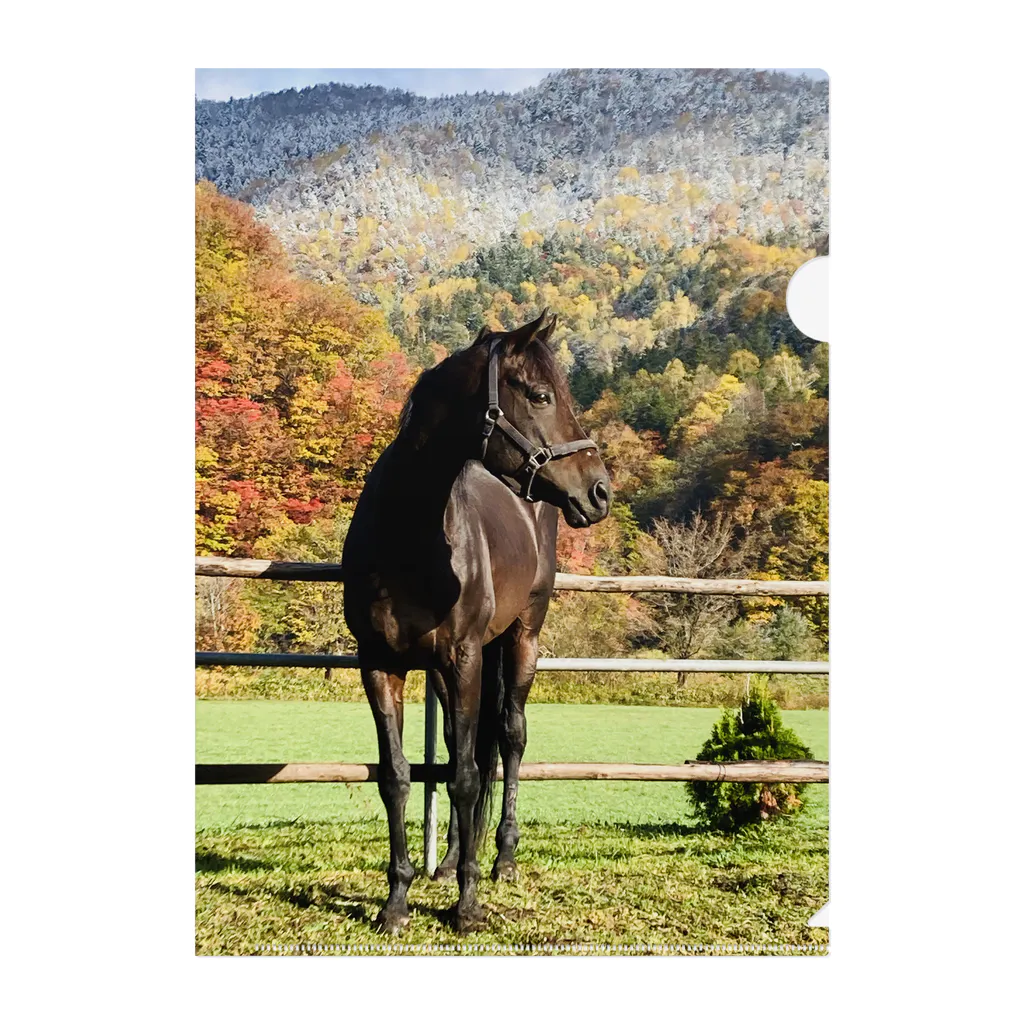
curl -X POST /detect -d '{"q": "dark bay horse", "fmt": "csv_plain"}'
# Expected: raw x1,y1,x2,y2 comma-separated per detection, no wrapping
342,312,611,933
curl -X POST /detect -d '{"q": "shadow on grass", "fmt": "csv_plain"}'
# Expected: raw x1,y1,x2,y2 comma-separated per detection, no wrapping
203,878,379,922
196,850,282,874
611,822,705,839
202,873,466,932
617,819,829,846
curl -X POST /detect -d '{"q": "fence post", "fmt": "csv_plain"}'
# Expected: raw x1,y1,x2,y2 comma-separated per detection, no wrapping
423,678,438,877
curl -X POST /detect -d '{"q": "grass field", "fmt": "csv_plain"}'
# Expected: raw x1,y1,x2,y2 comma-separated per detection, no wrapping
196,700,829,954
196,664,830,709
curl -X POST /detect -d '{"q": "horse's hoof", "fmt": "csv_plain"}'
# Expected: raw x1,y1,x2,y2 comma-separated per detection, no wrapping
432,864,457,882
491,860,517,882
374,909,410,935
451,903,489,933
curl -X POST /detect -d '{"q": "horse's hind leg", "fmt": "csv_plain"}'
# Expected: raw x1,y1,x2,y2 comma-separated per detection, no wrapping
361,663,415,935
429,668,460,881
493,621,538,882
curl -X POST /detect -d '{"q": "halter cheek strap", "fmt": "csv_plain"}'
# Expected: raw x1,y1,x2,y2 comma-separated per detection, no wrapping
480,338,599,502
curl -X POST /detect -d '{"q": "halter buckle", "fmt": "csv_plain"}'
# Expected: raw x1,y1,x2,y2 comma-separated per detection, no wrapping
526,447,553,472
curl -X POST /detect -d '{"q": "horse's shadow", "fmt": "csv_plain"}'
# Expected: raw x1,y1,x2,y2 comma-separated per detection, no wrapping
202,879,373,922
195,850,280,873
202,876,450,928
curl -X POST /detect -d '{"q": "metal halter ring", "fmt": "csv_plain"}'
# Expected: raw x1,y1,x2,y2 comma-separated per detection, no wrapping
481,406,501,457
526,448,553,470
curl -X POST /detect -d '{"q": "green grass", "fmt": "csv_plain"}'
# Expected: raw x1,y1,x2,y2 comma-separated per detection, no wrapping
197,701,828,827
196,666,829,709
196,700,828,954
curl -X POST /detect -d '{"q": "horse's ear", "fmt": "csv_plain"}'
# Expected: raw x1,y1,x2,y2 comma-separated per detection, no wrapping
535,313,557,346
506,309,549,353
472,327,490,346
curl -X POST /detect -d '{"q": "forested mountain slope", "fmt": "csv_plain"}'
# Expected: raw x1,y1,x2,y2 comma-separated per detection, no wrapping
197,68,827,296
195,69,829,670
197,69,827,203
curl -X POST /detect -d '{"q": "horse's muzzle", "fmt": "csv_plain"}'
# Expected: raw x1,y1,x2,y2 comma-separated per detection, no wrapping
564,475,612,527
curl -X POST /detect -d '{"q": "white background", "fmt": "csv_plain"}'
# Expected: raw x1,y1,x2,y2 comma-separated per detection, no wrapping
3,5,1019,1020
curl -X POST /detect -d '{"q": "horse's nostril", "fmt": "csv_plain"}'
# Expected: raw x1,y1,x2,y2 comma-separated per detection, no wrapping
590,478,610,510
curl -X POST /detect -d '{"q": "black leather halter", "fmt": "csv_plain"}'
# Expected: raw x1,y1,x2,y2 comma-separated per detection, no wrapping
480,337,599,502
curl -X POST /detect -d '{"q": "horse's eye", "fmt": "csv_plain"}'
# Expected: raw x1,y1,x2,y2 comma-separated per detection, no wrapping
531,392,552,406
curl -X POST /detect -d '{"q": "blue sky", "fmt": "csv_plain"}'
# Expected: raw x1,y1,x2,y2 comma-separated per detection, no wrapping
195,68,827,102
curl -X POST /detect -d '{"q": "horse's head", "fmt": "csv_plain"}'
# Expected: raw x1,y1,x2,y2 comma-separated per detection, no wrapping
475,312,611,528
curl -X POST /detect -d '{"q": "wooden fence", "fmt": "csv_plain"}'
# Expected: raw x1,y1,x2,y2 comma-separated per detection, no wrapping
195,556,830,873
196,760,829,785
197,556,829,596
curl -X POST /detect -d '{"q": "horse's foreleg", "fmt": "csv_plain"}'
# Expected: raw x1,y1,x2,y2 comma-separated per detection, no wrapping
443,641,488,932
493,623,537,882
361,664,415,934
429,668,460,881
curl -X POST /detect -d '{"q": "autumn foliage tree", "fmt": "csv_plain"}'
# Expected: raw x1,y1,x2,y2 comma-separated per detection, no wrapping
194,183,830,673
195,74,831,697
195,182,416,555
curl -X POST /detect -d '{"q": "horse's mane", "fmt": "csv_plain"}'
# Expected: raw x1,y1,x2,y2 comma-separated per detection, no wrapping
396,371,427,436
396,329,574,443
396,356,458,440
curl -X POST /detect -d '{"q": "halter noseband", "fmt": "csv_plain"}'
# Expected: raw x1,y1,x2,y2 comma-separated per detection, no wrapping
479,337,599,502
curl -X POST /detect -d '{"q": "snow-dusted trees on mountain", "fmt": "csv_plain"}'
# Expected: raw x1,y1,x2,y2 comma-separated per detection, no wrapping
195,69,828,372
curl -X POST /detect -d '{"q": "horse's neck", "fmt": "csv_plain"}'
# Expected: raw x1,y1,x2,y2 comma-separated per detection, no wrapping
377,428,471,544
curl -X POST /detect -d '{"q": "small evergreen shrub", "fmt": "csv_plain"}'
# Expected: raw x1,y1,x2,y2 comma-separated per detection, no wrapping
687,683,814,831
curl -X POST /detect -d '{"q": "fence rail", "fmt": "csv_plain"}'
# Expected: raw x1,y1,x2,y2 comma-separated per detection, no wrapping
196,651,828,674
194,556,830,874
196,760,829,785
195,556,829,597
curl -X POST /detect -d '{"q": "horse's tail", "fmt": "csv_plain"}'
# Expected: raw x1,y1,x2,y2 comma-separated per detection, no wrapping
474,640,504,847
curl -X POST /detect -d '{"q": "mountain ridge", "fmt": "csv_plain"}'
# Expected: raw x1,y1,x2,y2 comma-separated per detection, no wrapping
197,68,827,199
